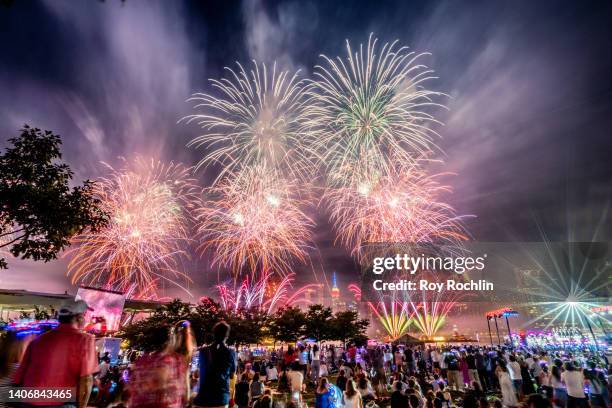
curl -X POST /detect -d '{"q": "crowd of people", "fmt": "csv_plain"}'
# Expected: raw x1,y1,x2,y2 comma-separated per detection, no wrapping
231,341,610,408
0,299,610,408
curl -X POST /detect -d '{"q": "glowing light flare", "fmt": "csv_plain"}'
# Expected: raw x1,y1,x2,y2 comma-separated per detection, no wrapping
408,301,457,338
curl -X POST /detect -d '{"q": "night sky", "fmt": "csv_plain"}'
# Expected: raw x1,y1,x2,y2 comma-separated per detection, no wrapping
1,0,612,300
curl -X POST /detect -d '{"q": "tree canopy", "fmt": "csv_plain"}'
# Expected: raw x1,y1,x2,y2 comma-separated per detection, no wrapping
119,299,369,350
0,125,108,268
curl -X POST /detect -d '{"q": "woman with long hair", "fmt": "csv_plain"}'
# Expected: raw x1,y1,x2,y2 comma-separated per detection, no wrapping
551,359,567,408
372,368,387,397
357,374,376,402
173,320,196,362
539,364,553,401
312,344,321,383
173,320,196,401
234,374,250,408
343,380,364,408
128,324,189,408
495,359,518,408
315,377,332,408
250,372,265,405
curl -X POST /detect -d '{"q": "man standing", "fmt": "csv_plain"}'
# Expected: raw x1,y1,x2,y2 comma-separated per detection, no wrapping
466,350,481,389
507,355,522,398
193,321,237,408
13,299,98,408
445,351,462,391
475,349,489,391
561,362,588,408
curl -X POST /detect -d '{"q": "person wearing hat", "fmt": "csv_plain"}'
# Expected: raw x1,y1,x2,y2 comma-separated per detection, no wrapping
13,299,98,408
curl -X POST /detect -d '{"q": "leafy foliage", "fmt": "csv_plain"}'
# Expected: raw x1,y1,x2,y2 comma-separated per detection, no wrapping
0,125,108,268
303,304,334,341
120,299,369,350
226,308,269,346
268,306,307,344
329,310,370,346
120,299,198,351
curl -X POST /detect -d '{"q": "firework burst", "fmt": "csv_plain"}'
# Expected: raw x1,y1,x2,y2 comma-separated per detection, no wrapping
306,34,445,186
67,157,201,299
371,301,413,341
182,61,315,182
324,158,468,257
213,272,320,314
197,166,314,277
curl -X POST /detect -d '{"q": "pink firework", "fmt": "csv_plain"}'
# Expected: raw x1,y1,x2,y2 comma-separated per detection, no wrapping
324,157,469,258
212,272,320,314
67,157,201,299
197,166,314,278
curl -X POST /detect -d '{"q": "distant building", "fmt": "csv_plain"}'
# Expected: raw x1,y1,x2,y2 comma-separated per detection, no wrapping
330,272,342,312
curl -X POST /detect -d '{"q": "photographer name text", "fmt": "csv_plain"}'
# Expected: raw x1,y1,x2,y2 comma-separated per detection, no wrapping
372,279,494,292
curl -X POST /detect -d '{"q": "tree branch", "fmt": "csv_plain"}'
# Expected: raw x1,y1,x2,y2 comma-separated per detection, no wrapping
0,227,24,238
0,233,26,248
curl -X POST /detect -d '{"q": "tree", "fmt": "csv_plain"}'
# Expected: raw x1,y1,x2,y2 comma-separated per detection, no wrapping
120,299,195,351
191,297,227,345
268,306,306,344
303,304,334,342
330,310,369,346
0,125,108,268
227,309,269,347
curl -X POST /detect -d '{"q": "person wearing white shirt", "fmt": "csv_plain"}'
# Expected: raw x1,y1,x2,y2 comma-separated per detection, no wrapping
265,362,278,382
507,355,522,396
310,344,321,383
287,363,304,403
561,362,587,408
319,361,329,377
384,348,393,371
97,359,110,378
394,350,403,372
431,349,441,371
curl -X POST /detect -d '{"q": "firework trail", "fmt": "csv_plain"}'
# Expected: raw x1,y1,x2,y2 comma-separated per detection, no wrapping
349,284,411,340
349,273,461,339
197,165,314,277
407,300,458,338
325,158,468,257
212,272,319,314
371,301,413,340
306,34,445,187
67,157,201,299
182,61,315,183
